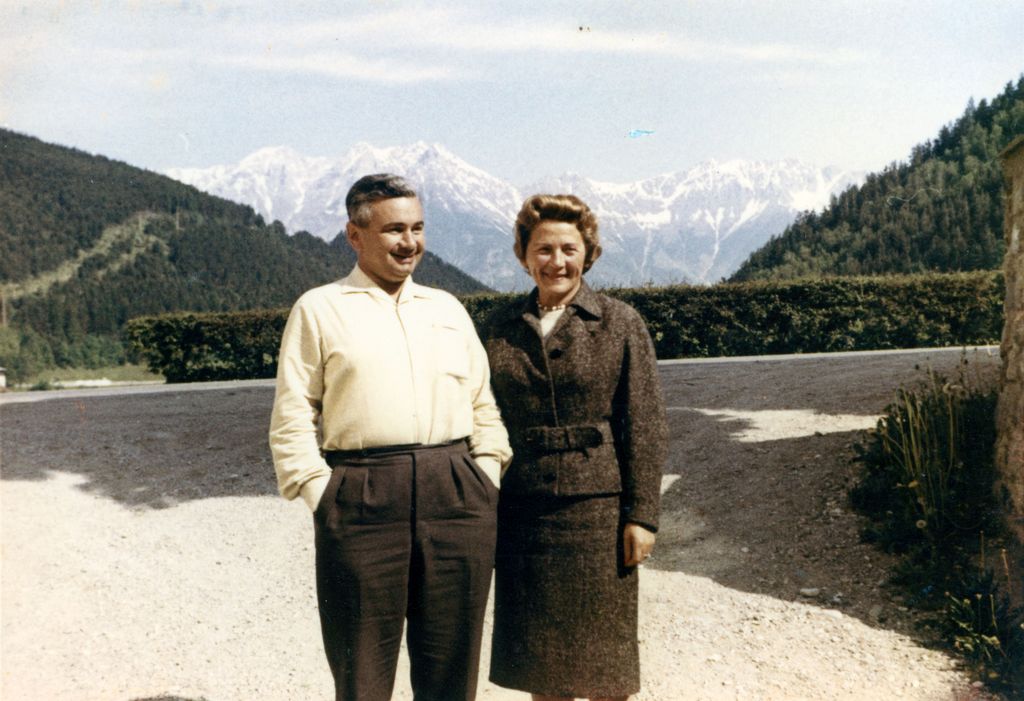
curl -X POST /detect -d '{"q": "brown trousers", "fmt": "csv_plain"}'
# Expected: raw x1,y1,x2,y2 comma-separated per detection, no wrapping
314,440,498,701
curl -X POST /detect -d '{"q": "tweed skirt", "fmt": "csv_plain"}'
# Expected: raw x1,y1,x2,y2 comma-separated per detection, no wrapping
489,493,639,697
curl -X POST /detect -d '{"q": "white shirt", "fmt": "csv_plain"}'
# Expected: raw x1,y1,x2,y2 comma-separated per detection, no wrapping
539,307,566,338
269,266,511,508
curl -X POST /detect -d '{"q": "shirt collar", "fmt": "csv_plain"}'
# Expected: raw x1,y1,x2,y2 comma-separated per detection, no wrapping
338,265,428,303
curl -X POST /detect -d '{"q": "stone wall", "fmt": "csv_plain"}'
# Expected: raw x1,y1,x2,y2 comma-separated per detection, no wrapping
997,135,1024,543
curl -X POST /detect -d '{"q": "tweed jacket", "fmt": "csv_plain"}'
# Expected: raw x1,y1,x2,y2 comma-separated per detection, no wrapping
482,281,668,531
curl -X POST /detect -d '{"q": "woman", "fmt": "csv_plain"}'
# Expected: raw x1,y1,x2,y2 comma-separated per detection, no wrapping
483,194,668,701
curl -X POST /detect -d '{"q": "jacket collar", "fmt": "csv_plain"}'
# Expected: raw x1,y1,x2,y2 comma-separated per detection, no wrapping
502,279,602,323
566,280,602,319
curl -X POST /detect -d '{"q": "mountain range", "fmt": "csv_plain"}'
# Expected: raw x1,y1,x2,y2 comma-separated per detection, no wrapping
732,76,1022,281
168,144,863,290
0,128,484,379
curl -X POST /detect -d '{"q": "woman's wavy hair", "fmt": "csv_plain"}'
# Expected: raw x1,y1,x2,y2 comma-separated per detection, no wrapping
513,194,602,272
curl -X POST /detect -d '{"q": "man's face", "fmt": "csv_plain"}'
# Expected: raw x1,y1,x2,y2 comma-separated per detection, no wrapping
346,196,425,295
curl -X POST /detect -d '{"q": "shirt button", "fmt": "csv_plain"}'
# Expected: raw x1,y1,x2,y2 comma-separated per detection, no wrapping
548,348,563,359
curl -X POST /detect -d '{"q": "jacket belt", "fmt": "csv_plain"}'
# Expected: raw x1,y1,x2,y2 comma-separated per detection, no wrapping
521,423,611,452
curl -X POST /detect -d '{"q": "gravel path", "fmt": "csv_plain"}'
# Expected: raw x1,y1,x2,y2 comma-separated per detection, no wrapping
0,347,1002,700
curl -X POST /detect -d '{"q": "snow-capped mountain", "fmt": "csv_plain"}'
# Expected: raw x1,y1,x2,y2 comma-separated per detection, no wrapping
527,160,861,285
171,142,524,289
167,144,861,290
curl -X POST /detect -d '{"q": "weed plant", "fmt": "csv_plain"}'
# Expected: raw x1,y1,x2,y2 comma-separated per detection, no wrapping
851,358,1023,695
940,547,1024,692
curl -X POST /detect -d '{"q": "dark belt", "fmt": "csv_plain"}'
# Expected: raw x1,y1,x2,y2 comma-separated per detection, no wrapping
324,437,468,466
521,423,610,452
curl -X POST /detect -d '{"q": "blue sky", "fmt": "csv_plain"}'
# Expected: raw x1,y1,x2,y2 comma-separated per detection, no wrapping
2,1,1022,185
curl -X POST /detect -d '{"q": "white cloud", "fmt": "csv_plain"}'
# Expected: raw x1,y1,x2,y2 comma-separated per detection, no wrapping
201,6,868,88
211,50,459,84
230,8,869,66
0,5,63,87
3,5,866,93
60,42,459,85
91,46,197,65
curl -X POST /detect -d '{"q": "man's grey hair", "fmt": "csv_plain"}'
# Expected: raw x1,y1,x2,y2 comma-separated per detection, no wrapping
345,173,418,227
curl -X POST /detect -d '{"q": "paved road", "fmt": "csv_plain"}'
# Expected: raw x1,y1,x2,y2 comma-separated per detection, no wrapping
0,344,1000,405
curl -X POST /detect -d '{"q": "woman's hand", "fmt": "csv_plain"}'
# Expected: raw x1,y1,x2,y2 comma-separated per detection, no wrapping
622,523,655,567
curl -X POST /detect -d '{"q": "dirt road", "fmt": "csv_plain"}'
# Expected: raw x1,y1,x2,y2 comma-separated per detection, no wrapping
0,347,1002,700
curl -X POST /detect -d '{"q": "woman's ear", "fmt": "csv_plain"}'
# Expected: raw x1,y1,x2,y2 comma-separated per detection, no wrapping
584,243,603,272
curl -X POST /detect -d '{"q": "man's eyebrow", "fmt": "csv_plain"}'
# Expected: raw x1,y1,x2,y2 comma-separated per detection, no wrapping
382,220,424,228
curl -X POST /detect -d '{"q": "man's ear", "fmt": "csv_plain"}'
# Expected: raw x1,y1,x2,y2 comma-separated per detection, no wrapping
346,222,361,252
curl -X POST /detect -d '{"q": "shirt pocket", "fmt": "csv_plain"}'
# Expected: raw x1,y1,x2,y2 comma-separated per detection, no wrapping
432,323,470,380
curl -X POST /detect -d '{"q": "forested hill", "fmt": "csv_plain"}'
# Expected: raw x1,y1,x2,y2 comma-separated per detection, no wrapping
731,76,1024,282
0,129,485,373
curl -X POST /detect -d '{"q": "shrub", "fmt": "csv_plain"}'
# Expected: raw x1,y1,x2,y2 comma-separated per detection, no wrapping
941,556,1023,686
0,326,56,383
852,364,1001,555
124,309,287,383
851,360,1023,693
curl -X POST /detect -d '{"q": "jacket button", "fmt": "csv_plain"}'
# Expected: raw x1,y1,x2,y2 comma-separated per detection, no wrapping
548,348,563,359
543,473,556,482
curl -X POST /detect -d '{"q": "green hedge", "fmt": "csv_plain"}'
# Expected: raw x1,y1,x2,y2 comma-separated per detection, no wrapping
124,309,287,383
605,270,1004,358
125,270,1004,383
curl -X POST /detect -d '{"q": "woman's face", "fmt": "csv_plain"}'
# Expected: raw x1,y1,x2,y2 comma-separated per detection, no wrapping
523,220,586,307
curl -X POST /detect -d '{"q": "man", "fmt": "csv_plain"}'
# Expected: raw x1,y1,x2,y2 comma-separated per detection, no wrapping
269,174,511,701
